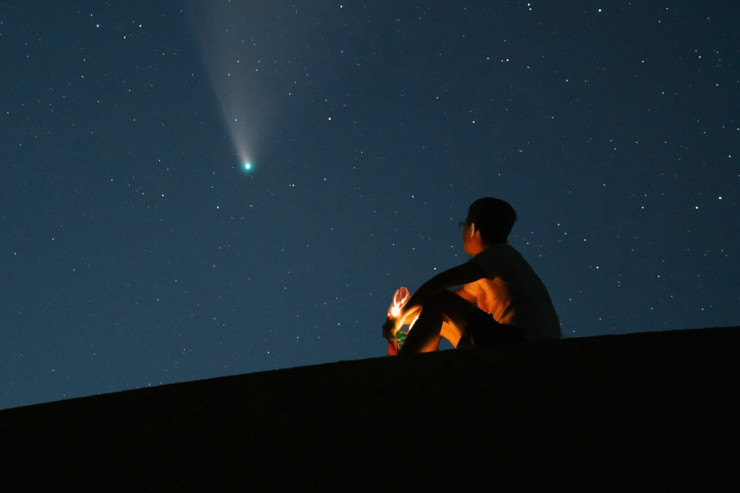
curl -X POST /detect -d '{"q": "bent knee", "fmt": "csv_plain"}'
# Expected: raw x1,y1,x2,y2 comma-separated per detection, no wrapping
423,290,476,325
426,290,473,311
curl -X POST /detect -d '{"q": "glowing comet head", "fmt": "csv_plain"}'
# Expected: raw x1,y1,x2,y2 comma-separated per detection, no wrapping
238,145,254,173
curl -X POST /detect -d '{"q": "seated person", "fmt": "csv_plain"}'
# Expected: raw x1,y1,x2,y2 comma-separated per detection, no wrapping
384,197,561,354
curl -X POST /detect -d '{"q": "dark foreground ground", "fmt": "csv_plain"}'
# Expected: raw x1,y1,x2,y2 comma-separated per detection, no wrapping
1,327,739,490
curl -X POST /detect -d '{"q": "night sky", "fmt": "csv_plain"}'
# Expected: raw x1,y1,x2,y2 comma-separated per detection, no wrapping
2,1,738,410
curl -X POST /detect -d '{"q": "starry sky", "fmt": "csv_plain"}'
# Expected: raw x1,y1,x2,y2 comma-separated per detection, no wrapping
1,1,738,410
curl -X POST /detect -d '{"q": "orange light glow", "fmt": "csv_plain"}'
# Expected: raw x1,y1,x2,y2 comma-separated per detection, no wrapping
387,287,419,334
388,287,410,319
386,287,420,355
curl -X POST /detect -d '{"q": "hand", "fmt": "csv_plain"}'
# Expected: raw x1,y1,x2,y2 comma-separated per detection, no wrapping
382,317,397,341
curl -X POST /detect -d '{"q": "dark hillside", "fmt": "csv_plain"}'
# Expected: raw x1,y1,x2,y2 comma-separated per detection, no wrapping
2,327,738,490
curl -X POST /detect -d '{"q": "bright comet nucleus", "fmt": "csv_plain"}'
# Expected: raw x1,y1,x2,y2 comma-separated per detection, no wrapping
243,161,252,171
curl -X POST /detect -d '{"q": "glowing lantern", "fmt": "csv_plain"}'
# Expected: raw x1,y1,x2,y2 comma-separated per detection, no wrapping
386,287,419,355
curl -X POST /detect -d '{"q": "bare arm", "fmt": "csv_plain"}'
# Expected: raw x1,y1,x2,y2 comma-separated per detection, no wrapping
402,261,486,317
383,261,486,341
455,287,476,304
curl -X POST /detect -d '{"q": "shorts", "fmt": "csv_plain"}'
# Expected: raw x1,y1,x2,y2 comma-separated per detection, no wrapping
457,309,529,347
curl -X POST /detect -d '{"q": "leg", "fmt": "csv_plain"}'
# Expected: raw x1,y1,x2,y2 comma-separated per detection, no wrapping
465,310,530,345
400,291,476,354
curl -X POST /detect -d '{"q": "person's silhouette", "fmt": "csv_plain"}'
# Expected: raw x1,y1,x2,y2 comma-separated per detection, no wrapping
383,198,561,354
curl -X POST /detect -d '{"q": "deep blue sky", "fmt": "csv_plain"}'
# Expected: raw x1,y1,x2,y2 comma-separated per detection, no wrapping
2,1,738,409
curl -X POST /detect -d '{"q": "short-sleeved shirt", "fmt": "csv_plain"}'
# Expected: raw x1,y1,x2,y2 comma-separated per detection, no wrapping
460,243,561,341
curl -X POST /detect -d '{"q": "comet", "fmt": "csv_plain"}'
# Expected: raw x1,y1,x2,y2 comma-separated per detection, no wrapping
189,2,261,176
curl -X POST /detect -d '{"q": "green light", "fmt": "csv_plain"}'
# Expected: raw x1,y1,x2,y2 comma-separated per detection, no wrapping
243,161,252,171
